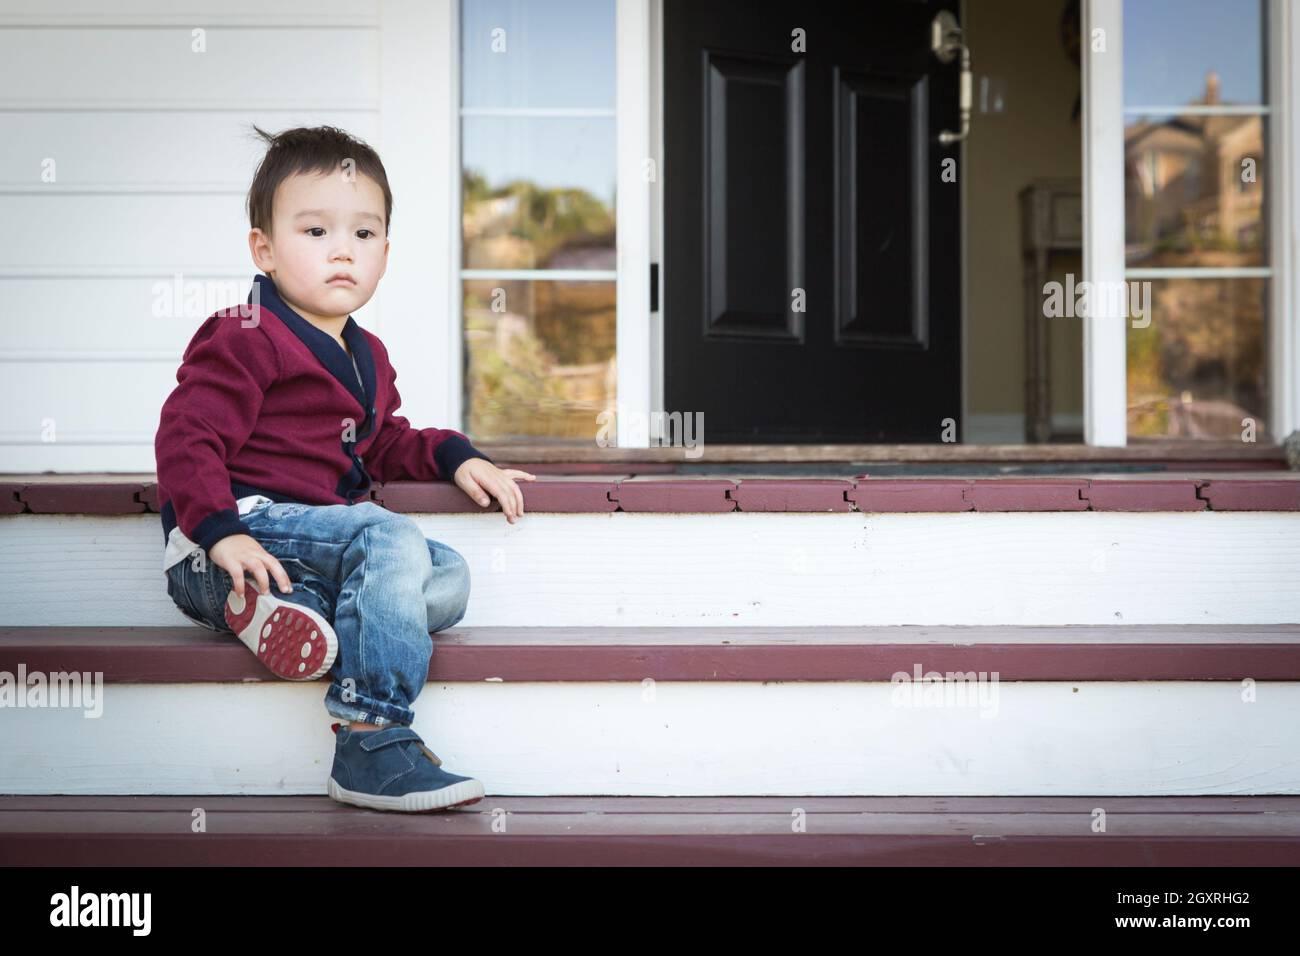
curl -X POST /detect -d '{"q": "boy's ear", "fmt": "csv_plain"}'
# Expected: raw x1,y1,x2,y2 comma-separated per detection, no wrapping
378,236,390,281
248,228,274,274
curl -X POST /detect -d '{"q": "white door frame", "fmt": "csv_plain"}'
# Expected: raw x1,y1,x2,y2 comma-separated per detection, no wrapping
429,0,656,446
615,0,655,448
433,0,1299,449
1270,0,1300,442
1081,0,1127,446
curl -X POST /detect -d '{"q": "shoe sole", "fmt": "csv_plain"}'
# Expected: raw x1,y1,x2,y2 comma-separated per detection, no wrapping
327,775,485,812
224,588,338,681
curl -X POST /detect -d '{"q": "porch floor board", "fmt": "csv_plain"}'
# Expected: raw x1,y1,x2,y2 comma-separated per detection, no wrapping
4,624,1299,683
2,795,1298,866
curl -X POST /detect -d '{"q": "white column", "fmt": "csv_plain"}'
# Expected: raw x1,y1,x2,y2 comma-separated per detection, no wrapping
379,0,461,430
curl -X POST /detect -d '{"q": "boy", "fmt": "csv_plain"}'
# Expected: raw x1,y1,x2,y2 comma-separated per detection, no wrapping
154,125,534,812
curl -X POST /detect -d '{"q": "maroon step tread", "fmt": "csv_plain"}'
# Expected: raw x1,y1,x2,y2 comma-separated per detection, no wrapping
2,476,1299,515
1082,479,1205,511
729,479,854,512
2,795,1297,866
612,478,738,512
3,625,1298,683
1199,479,1300,511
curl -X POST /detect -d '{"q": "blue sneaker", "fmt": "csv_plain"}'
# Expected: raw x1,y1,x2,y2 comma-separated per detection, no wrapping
327,724,485,812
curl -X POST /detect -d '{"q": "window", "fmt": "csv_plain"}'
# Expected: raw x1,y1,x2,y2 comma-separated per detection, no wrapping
1122,0,1270,440
459,0,618,440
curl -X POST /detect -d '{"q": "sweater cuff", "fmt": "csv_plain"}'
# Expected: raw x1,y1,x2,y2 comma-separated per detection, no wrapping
193,508,253,553
433,435,493,481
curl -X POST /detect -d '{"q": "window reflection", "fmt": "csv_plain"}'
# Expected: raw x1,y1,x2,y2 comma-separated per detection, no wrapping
462,117,616,271
1127,278,1268,440
1123,0,1270,442
459,0,617,440
1125,110,1266,267
463,279,617,440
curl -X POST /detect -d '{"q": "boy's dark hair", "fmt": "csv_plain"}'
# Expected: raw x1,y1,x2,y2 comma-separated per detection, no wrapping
246,125,392,236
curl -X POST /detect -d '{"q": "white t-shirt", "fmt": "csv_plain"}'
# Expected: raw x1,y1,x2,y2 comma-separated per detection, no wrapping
162,494,273,572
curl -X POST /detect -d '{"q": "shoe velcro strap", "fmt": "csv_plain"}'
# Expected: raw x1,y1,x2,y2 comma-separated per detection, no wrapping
359,727,423,752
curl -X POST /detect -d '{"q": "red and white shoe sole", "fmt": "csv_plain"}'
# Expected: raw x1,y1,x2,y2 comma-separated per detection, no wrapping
223,588,338,681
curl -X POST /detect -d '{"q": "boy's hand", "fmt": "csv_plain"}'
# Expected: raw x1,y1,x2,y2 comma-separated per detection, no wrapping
208,533,293,599
453,458,536,523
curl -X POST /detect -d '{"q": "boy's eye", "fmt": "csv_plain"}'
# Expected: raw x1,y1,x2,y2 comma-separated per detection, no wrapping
306,227,325,237
356,229,375,239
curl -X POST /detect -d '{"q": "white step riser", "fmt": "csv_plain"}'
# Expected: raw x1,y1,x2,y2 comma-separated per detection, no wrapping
2,681,1297,795
3,512,1300,627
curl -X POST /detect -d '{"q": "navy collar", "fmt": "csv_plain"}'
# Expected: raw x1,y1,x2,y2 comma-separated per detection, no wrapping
248,273,377,435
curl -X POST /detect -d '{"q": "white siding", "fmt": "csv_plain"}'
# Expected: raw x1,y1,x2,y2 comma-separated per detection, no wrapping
0,0,459,472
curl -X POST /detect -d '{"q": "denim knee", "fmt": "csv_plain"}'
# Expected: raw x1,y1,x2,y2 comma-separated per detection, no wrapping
428,546,471,631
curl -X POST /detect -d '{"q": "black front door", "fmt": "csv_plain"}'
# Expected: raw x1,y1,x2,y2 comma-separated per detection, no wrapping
663,0,962,442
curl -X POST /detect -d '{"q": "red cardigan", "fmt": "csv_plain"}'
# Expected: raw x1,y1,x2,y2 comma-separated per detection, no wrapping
155,273,491,554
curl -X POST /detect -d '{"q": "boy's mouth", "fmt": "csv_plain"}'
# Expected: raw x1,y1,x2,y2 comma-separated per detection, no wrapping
327,273,356,287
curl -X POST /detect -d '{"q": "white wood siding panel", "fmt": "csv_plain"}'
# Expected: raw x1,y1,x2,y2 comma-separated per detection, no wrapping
0,0,378,24
0,28,379,108
0,112,379,187
0,3,386,471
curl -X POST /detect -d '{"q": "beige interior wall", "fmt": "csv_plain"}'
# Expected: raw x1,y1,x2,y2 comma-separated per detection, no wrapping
964,0,1083,436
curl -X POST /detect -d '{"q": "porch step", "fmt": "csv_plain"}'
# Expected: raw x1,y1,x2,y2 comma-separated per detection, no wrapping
2,795,1297,866
3,476,1298,799
2,625,1298,797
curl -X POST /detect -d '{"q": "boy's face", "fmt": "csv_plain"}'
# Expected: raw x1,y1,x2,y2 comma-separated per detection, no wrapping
248,168,389,323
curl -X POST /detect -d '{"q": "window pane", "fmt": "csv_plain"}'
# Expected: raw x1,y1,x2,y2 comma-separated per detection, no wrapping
461,0,615,109
464,279,616,440
1123,0,1265,107
462,116,616,271
1125,113,1266,267
1127,278,1268,439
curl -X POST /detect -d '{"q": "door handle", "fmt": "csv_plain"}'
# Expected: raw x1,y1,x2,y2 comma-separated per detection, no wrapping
931,10,971,145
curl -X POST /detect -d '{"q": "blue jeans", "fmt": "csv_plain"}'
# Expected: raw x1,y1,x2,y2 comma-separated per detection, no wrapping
164,500,470,726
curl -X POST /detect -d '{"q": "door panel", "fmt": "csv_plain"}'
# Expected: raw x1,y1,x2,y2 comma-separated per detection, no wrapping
664,0,961,442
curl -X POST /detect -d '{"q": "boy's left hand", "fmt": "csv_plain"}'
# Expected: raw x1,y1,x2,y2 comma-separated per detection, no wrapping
453,458,536,523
